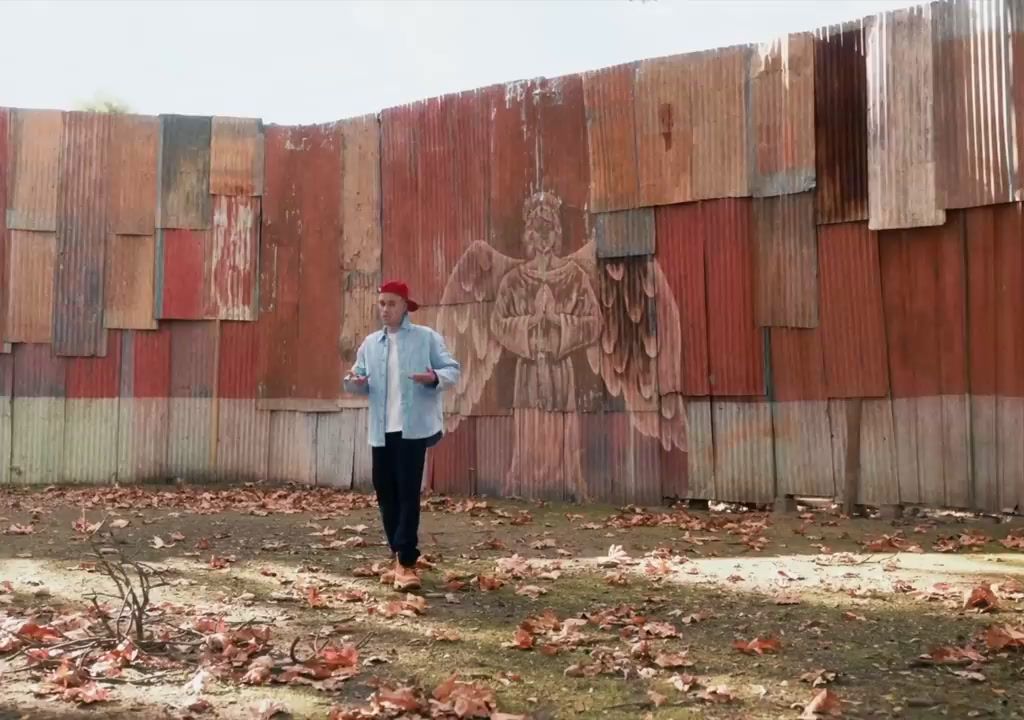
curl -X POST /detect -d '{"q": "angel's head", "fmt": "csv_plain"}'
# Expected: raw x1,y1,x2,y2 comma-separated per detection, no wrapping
522,191,563,257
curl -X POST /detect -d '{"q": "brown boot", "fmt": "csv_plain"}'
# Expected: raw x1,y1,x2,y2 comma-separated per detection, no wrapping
393,564,421,592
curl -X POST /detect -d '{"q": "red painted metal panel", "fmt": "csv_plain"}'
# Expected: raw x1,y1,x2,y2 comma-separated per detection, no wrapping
169,321,216,398
752,192,818,328
211,195,259,321
536,75,589,256
156,229,211,320
104,234,157,330
489,82,536,261
866,6,945,230
703,199,764,397
580,412,662,505
67,330,120,398
634,54,693,207
108,114,159,235
0,353,11,485
814,23,869,224
934,0,1020,209
691,46,752,200
158,115,212,229
474,415,513,498
428,416,476,496
380,103,424,298
12,343,66,397
505,409,582,502
339,272,378,409
340,114,381,275
991,207,1024,398
122,327,172,399
5,230,56,344
54,111,111,356
749,33,816,197
209,117,264,196
594,208,655,259
6,109,61,232
879,216,968,398
818,222,889,397
583,62,639,212
217,320,260,399
259,123,343,403
770,328,826,402
654,202,709,396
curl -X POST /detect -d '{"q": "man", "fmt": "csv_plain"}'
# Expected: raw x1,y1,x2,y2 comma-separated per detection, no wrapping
343,280,461,592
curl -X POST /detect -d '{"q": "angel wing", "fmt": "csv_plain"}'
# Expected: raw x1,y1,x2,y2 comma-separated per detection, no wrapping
588,250,687,453
435,241,523,433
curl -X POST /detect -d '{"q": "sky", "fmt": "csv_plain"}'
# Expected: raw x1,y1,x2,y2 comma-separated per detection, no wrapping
0,0,921,125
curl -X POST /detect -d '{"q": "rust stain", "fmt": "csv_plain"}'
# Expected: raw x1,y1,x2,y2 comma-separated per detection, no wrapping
6,109,62,232
209,117,264,196
634,54,693,205
582,62,640,212
211,195,259,321
753,192,818,328
108,114,159,234
5,230,56,343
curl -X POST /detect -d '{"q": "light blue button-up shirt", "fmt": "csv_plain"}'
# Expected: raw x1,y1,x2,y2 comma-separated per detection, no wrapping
343,314,461,448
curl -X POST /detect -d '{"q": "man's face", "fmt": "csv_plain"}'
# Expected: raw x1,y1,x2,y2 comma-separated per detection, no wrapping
524,217,560,256
378,292,406,326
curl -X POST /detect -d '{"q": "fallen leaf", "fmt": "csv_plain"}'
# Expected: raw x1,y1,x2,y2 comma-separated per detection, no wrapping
170,531,186,541
109,519,130,529
5,524,34,535
242,656,275,685
654,651,694,669
734,637,781,655
801,669,837,687
697,685,735,704
671,673,700,692
983,624,1024,651
515,585,548,600
799,689,842,718
248,699,288,720
427,628,462,643
62,682,112,705
477,575,505,592
842,611,867,622
375,686,422,712
919,645,987,665
965,585,1000,613
647,690,667,707
150,535,173,549
950,669,987,682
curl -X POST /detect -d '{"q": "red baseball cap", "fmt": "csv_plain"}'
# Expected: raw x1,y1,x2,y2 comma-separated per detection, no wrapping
378,280,419,312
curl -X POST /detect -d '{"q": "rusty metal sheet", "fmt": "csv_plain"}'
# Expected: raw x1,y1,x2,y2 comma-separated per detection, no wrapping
158,114,212,229
380,102,425,297
0,355,11,484
211,195,259,321
580,412,661,505
338,272,378,409
934,0,1020,209
5,230,56,343
117,330,170,481
704,199,765,396
209,117,264,196
594,208,654,259
167,321,216,479
536,75,590,256
691,46,752,200
970,394,999,512
474,415,514,499
351,408,373,491
712,400,774,504
583,62,640,212
654,203,709,396
828,398,900,506
489,82,537,260
753,192,818,328
773,401,834,498
314,410,357,489
10,344,65,485
217,319,259,399
634,54,692,206
503,409,584,502
54,111,111,357
818,222,889,397
108,114,158,234
215,398,269,482
749,33,816,196
866,6,945,230
340,114,382,275
427,416,476,496
684,398,714,500
0,108,8,343
880,218,968,399
155,229,212,320
259,123,342,403
104,234,157,330
659,441,688,501
64,331,120,483
268,411,317,484
891,395,971,508
770,328,826,402
814,23,868,224
6,109,61,231
997,397,1024,512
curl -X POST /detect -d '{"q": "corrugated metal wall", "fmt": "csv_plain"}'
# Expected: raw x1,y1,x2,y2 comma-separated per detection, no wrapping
3,0,1024,513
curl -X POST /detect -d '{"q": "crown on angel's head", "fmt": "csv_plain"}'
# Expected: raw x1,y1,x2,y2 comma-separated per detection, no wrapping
522,191,562,227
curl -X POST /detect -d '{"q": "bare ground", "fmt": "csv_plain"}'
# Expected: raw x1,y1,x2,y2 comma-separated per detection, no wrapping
1,483,1023,720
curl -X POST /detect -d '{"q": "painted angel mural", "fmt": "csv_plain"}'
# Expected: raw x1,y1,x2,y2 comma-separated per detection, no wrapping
436,191,687,500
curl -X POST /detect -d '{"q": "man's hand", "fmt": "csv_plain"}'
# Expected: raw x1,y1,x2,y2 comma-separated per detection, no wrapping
345,372,368,386
409,367,438,385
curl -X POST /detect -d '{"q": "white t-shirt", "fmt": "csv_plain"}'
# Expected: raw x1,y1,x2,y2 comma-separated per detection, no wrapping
385,330,403,433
